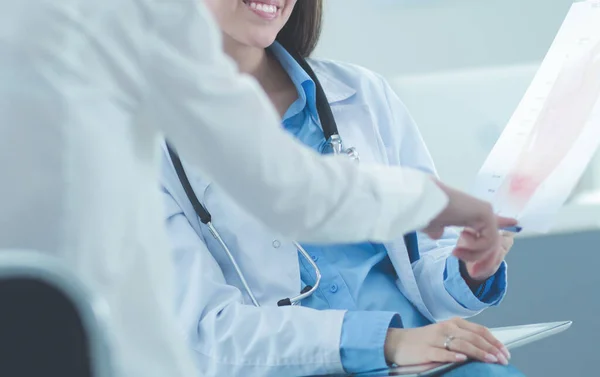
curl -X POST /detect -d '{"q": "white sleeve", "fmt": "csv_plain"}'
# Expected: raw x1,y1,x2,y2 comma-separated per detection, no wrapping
143,0,448,243
163,189,346,377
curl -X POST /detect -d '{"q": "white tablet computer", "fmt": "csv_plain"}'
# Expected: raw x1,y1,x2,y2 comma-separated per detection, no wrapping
350,321,572,377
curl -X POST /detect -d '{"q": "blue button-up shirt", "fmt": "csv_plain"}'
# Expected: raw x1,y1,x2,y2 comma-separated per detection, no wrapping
270,42,506,373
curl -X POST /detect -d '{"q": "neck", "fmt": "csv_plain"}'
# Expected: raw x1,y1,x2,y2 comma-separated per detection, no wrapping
223,37,275,91
222,36,298,117
223,36,294,96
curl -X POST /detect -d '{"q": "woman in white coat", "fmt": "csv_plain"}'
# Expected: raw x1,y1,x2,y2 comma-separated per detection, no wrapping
161,1,523,376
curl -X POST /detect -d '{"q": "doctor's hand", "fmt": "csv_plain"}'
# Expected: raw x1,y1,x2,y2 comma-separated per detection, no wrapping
422,180,517,251
384,318,511,367
458,231,515,281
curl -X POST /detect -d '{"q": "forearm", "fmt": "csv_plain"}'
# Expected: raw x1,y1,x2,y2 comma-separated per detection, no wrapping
188,302,346,377
412,251,505,320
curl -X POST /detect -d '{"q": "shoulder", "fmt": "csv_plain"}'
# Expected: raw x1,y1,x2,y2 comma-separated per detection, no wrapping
307,58,385,83
307,57,390,97
306,58,431,170
306,57,412,126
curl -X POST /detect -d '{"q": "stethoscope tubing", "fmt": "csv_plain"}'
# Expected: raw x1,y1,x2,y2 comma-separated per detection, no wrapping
167,47,355,308
207,221,261,307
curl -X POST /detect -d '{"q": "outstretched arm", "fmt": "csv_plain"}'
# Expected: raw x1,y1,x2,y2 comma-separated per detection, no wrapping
147,0,449,243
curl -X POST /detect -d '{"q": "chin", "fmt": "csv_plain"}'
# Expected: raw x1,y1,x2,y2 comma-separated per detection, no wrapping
248,35,278,49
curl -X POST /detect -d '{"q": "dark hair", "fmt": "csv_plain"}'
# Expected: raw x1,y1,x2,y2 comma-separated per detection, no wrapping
276,0,323,58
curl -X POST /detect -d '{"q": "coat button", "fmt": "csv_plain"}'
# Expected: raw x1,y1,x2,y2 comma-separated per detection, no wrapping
272,240,281,248
311,255,319,262
329,284,338,293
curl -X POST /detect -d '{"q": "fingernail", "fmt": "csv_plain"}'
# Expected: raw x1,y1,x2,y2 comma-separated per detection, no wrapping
456,354,468,361
498,353,509,366
502,346,511,360
485,354,499,363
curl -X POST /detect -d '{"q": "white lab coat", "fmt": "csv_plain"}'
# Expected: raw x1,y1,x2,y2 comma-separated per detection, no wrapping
162,60,492,377
0,1,447,376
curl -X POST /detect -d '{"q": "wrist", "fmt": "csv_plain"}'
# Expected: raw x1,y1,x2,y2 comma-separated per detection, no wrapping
384,329,396,364
384,328,405,365
459,260,487,286
341,312,402,373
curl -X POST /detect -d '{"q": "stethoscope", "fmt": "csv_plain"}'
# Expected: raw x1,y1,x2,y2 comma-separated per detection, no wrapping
166,49,358,307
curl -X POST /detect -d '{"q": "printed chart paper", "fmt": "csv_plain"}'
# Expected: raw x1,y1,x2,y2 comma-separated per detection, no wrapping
471,1,600,232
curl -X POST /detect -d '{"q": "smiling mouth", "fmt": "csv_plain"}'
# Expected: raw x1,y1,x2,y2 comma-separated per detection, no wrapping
243,0,281,17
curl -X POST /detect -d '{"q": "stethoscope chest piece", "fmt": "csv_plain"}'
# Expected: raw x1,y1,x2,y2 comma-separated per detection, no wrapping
322,135,360,162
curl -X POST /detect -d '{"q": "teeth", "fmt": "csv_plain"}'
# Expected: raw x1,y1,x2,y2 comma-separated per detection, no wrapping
248,2,277,14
